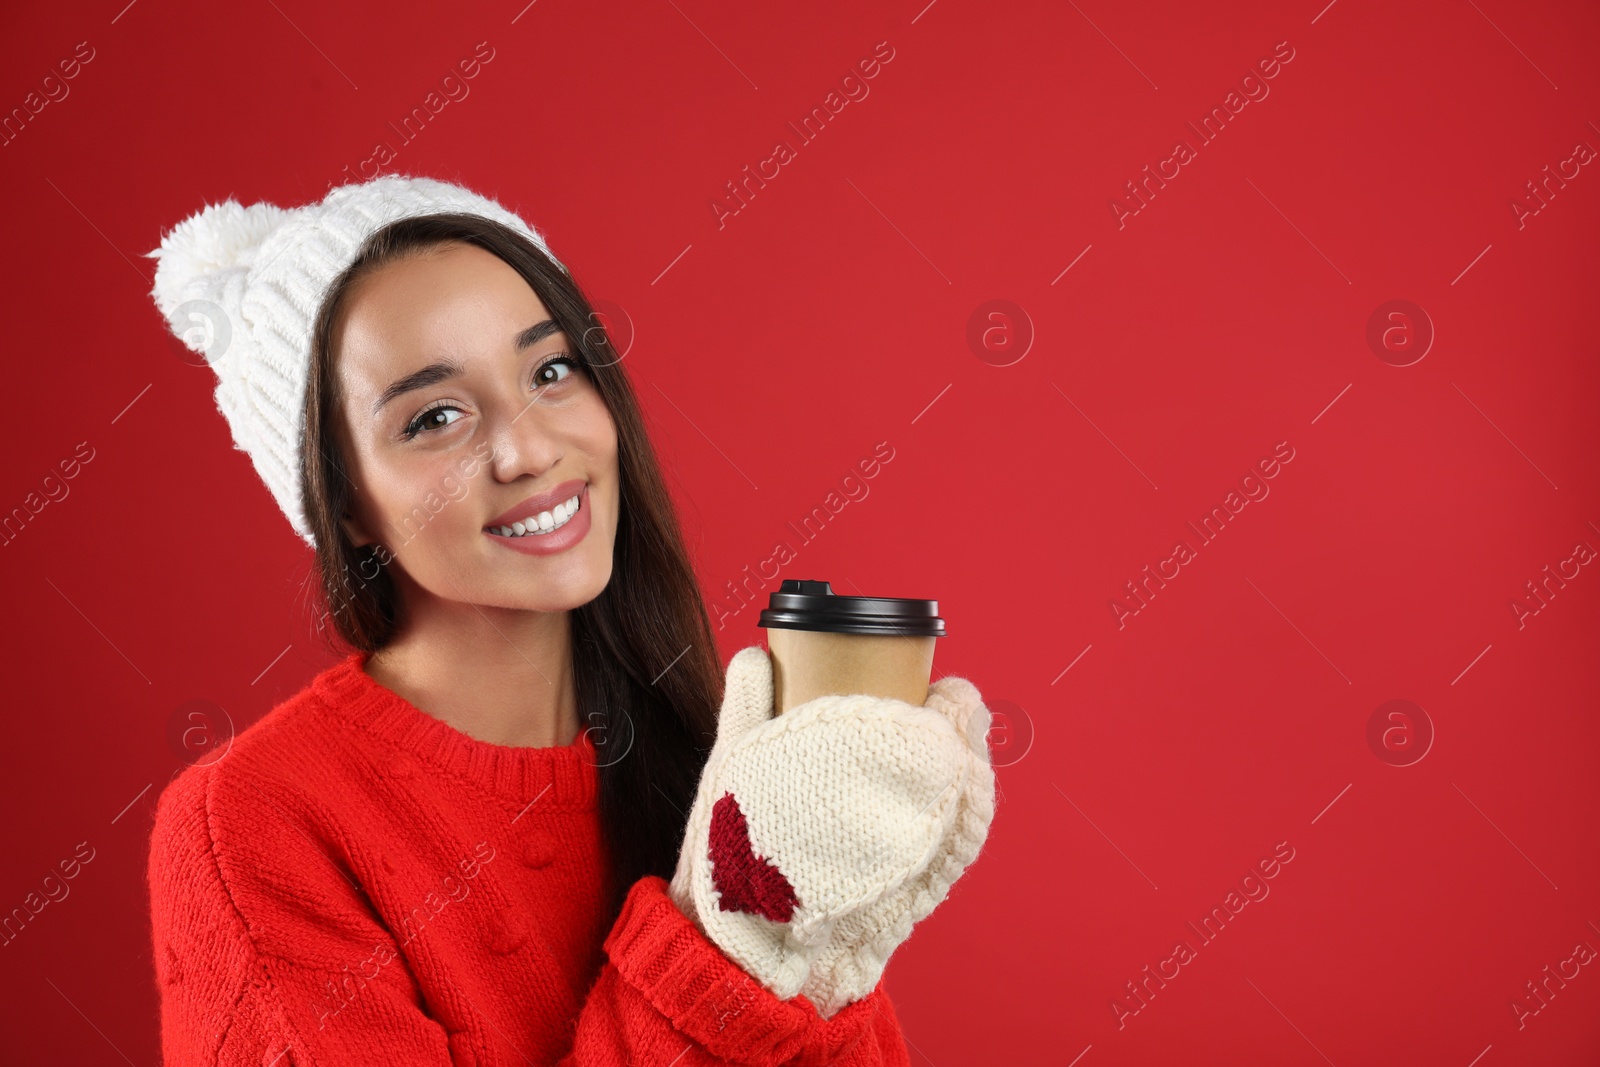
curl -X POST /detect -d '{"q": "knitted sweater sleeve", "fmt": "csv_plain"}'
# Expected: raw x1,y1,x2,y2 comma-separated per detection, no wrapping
569,874,914,1066
149,762,911,1067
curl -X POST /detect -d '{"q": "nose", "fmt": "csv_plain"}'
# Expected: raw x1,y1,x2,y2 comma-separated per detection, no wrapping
484,389,563,484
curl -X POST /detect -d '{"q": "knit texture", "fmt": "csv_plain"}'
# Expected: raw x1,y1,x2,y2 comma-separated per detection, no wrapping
669,648,995,1019
796,675,996,1017
144,174,564,548
146,651,913,1066
709,793,801,923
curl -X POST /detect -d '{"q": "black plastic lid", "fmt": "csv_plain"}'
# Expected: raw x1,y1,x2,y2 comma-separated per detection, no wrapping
756,579,946,637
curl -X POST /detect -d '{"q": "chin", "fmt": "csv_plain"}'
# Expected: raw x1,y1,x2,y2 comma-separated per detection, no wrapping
516,554,613,612
428,522,616,611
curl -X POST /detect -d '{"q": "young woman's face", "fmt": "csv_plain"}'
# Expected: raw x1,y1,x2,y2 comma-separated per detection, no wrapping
331,241,620,614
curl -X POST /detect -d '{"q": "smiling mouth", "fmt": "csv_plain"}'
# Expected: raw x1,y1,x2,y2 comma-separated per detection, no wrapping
486,493,582,538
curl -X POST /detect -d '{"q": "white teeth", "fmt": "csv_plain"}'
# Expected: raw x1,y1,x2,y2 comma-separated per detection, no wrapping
493,493,582,538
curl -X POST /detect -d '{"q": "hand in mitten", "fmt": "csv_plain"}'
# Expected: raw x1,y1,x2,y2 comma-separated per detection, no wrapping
667,646,996,1015
797,673,995,1017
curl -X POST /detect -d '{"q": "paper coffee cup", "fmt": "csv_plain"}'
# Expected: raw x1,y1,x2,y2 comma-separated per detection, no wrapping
756,579,945,715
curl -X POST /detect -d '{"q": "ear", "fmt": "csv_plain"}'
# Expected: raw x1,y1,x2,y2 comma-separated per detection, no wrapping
340,509,377,548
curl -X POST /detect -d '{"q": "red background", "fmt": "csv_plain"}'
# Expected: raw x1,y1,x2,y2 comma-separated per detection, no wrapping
2,0,1598,1063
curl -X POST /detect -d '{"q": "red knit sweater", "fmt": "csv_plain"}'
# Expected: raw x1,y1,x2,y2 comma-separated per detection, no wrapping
146,651,913,1066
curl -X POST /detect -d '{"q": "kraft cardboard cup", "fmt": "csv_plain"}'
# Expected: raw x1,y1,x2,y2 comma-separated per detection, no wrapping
756,579,946,716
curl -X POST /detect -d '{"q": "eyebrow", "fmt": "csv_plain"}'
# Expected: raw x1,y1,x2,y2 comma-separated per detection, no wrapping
371,318,565,416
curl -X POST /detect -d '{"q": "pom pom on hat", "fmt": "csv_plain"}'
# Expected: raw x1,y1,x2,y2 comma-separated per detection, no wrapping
145,174,564,548
149,199,290,343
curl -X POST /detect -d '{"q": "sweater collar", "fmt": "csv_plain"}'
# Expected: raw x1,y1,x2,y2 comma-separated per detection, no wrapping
312,651,601,810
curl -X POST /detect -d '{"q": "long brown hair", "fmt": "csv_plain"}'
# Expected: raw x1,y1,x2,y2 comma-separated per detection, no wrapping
298,212,722,914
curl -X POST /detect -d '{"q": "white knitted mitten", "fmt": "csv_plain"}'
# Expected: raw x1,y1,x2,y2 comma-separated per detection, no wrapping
668,646,995,1016
796,670,995,1016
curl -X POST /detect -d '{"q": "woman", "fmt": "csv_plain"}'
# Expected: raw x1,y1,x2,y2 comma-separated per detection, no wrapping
145,174,995,1065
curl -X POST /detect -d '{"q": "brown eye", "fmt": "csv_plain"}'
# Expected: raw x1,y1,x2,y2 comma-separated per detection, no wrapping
403,403,463,439
535,355,579,387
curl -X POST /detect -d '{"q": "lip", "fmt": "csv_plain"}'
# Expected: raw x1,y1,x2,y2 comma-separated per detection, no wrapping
485,479,588,530
484,481,592,557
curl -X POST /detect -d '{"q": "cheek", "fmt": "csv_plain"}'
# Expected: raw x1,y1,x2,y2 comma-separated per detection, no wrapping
337,445,389,534
580,404,621,523
579,398,620,469
367,459,478,541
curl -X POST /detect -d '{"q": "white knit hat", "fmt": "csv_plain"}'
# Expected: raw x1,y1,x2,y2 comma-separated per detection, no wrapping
145,173,566,548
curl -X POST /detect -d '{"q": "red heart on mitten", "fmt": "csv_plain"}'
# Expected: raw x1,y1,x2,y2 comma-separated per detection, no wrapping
708,791,800,922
